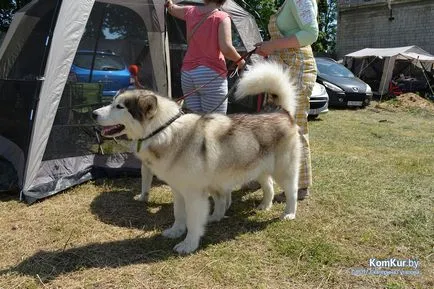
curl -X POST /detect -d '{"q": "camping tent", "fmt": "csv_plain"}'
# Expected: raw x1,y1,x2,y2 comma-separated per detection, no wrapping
0,0,262,203
343,45,434,95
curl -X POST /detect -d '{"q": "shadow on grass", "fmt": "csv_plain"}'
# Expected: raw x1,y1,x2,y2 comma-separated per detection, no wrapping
90,185,265,231
90,189,174,230
3,189,276,282
308,116,324,122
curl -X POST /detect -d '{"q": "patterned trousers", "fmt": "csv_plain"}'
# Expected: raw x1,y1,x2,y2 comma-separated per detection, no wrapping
270,46,317,189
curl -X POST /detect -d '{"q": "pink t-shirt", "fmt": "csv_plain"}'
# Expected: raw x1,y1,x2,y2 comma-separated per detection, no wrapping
182,6,229,75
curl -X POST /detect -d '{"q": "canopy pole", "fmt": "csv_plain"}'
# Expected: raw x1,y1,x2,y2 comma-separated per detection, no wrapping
418,57,434,96
379,56,396,101
89,4,109,83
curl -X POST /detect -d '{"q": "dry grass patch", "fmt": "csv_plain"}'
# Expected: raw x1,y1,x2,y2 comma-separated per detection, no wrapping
0,106,433,288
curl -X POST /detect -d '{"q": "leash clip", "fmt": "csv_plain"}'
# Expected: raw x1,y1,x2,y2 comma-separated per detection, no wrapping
229,67,239,79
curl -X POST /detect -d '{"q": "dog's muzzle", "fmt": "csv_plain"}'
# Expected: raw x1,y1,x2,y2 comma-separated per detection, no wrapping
92,112,98,120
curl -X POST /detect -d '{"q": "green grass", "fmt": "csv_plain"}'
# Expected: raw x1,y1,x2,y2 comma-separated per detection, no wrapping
0,106,433,288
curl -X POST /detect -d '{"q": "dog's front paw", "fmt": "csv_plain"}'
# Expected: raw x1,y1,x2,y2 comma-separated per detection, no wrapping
134,193,148,202
173,239,199,254
257,201,272,211
162,227,186,239
280,213,296,220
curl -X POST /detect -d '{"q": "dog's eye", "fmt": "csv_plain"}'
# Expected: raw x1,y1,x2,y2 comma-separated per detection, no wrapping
116,104,124,109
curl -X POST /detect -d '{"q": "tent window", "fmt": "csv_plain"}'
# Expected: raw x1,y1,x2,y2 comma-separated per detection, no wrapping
82,3,147,41
0,0,60,159
73,53,125,71
43,2,153,161
0,0,60,80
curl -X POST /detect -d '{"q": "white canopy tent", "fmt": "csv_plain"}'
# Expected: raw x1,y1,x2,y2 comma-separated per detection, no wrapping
344,46,434,95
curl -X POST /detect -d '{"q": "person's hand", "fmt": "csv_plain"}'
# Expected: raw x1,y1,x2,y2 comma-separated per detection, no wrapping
165,0,173,9
237,59,246,71
254,41,275,57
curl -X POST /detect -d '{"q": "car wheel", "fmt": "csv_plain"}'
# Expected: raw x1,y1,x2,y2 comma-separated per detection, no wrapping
362,99,371,107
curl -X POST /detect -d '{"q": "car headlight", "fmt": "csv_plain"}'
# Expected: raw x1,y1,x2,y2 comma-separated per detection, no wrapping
366,84,373,95
319,83,326,94
323,81,344,92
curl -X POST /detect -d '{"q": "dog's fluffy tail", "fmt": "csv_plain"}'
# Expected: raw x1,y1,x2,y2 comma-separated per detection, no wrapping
235,61,298,116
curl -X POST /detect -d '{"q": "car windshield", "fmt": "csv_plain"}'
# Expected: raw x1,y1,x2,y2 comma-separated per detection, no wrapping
317,59,354,78
73,53,125,71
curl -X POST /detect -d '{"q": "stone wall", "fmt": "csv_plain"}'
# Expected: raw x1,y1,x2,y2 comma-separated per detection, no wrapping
336,0,434,58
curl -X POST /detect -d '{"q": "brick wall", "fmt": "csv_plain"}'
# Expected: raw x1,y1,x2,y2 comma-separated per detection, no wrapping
336,0,434,59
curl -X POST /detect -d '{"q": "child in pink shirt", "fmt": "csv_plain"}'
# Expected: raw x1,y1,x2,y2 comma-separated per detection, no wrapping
166,0,245,114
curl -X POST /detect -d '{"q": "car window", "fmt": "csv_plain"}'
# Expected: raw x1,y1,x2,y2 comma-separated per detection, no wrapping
73,53,125,71
317,59,354,78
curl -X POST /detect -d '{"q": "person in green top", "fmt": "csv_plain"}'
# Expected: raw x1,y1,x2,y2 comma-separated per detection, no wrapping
256,0,319,201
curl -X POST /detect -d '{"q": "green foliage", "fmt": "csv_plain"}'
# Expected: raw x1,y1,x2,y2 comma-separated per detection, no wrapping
0,0,32,32
82,3,147,40
314,0,337,54
233,0,278,40
234,0,337,54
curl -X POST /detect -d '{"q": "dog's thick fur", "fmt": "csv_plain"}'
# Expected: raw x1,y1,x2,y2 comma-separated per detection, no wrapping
93,61,301,254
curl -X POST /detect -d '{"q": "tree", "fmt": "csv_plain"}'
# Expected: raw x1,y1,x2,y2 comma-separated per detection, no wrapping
233,0,337,54
233,0,279,40
82,3,147,40
313,0,337,54
0,0,32,32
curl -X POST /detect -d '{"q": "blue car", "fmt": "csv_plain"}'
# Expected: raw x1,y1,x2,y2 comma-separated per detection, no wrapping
69,50,132,97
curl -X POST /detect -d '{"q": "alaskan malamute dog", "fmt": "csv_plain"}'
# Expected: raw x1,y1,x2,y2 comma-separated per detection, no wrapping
93,61,301,254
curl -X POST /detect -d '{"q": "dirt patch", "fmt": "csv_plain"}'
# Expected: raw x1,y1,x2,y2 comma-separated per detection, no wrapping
374,93,434,113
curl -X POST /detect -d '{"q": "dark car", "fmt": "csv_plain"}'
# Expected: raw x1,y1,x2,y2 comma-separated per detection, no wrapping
69,50,132,97
315,57,373,107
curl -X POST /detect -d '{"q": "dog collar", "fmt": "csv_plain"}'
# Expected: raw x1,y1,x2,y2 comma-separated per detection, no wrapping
136,111,183,152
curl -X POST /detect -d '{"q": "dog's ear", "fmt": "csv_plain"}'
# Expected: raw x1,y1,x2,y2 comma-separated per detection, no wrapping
124,93,158,122
138,94,158,120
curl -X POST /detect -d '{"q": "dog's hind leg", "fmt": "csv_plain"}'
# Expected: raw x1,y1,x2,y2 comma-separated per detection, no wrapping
274,168,298,220
135,164,153,202
208,190,229,223
162,189,187,239
225,191,232,211
256,174,274,211
274,137,301,220
174,192,209,254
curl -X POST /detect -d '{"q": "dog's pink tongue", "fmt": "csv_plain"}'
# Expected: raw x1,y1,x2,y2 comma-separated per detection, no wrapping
102,125,118,135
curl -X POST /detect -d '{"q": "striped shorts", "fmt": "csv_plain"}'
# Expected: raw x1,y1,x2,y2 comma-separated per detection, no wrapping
181,66,228,114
